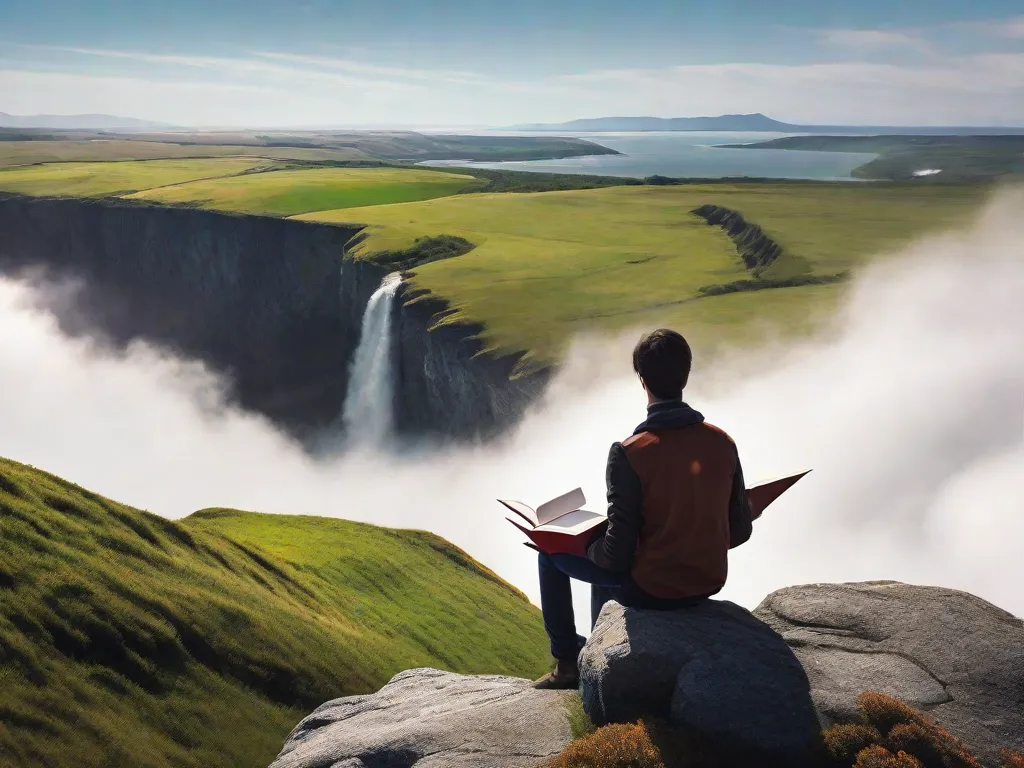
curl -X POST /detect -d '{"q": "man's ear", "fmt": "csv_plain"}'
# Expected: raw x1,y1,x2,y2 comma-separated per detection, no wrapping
639,375,649,394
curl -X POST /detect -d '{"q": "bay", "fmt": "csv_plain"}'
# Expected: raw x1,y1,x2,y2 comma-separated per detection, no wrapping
421,131,877,181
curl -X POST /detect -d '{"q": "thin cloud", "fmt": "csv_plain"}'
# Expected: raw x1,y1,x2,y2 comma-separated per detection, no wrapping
253,51,490,86
25,45,421,92
950,15,1024,39
817,27,930,52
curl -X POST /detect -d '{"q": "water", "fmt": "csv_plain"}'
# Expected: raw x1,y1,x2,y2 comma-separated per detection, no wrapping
421,131,877,181
341,272,402,446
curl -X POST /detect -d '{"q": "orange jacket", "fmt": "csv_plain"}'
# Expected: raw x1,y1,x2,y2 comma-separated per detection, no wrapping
587,401,752,600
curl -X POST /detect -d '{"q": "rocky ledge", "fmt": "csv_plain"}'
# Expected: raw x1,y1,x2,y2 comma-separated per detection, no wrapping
272,582,1024,767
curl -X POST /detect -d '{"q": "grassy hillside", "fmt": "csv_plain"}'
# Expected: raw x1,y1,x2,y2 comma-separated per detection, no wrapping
0,457,549,768
0,130,613,167
127,167,478,215
0,157,273,197
299,182,987,365
0,140,374,168
727,135,1024,181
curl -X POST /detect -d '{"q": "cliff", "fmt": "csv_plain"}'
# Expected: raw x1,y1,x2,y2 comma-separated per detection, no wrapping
0,195,548,443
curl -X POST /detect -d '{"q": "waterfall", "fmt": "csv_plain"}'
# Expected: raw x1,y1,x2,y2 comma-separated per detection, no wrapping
341,272,402,445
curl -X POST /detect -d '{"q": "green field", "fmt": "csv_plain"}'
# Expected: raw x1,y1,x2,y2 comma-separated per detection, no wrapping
0,129,612,167
300,182,988,365
0,157,272,197
0,140,375,168
727,135,1024,181
0,457,549,768
128,166,478,215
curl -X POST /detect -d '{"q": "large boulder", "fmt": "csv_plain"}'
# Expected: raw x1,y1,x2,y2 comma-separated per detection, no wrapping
269,667,573,768
579,599,823,762
754,581,1024,766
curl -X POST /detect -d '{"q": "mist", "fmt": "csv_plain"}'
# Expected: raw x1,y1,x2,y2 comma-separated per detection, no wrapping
2,191,1022,633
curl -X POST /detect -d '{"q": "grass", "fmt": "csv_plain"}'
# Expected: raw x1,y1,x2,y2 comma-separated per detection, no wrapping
726,135,1024,181
0,131,612,167
0,456,550,768
126,166,478,215
0,158,272,197
299,182,988,365
0,140,374,168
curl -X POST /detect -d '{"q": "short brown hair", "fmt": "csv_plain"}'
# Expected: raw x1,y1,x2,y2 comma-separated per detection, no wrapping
632,329,692,400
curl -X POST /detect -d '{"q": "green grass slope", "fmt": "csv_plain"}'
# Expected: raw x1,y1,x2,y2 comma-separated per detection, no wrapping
0,457,549,768
0,140,374,168
300,182,987,365
0,158,273,197
127,167,478,215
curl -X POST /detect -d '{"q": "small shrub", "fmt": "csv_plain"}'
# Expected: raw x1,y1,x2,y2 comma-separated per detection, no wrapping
825,723,884,764
858,692,927,735
547,721,664,768
855,745,925,768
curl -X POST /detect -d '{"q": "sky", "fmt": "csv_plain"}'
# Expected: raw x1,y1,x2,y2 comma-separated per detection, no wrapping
1,0,1023,127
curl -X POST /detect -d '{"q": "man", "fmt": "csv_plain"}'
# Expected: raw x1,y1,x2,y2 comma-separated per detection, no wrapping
534,328,753,689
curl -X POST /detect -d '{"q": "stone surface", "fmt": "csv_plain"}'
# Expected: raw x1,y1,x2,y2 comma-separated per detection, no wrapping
579,599,822,761
269,667,573,768
754,581,1024,766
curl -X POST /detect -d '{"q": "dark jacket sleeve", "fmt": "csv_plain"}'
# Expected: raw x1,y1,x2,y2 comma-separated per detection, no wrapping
729,447,753,549
586,442,643,573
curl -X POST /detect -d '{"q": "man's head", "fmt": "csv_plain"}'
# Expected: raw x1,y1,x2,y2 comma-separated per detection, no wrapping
632,329,692,402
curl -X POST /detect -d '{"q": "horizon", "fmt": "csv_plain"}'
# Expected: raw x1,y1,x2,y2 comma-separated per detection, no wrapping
4,109,1024,132
2,0,1023,127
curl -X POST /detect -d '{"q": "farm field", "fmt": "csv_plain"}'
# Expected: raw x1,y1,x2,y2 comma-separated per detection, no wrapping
0,140,374,168
0,157,272,197
127,166,479,215
300,182,989,365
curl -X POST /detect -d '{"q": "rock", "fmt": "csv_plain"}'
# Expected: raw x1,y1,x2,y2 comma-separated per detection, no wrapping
269,667,573,768
754,580,1024,766
579,600,822,762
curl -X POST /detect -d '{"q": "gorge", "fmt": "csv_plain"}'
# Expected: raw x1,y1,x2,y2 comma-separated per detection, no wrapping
0,195,547,445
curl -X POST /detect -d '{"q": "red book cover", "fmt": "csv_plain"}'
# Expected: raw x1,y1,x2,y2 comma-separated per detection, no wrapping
500,471,808,557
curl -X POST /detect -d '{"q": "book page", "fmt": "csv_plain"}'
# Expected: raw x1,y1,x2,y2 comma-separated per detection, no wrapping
498,499,539,527
535,487,586,526
535,509,606,535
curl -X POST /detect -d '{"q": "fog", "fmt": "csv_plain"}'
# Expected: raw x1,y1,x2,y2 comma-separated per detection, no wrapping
2,191,1022,632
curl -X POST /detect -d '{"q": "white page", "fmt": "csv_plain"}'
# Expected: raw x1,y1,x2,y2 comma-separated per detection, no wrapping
535,509,607,535
535,487,586,526
498,499,539,527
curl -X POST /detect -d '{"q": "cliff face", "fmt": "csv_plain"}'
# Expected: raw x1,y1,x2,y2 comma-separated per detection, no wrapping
0,195,359,435
0,195,547,443
392,289,550,441
691,204,783,273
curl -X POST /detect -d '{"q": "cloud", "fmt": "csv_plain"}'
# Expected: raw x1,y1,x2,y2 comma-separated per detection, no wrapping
25,46,422,92
816,28,930,52
954,15,1024,40
5,41,1024,126
1,191,1023,636
553,54,1024,124
252,51,490,86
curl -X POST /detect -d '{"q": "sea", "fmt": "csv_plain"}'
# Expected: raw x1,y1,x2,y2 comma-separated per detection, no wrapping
421,131,877,181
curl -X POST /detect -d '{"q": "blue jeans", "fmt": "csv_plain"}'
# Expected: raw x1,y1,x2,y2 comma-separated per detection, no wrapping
538,551,625,660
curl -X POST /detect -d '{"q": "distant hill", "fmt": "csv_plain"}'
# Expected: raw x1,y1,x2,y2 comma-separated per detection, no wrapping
0,456,549,768
511,113,1024,135
513,113,799,132
0,112,173,130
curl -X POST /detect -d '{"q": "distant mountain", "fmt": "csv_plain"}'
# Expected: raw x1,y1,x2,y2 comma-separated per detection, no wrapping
510,113,1024,135
513,113,799,132
0,112,174,130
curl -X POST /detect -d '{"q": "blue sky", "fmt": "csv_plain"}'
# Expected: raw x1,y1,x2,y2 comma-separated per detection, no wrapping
1,0,1022,126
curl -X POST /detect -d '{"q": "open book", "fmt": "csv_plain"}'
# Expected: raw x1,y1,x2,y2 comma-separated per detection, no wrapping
498,470,810,557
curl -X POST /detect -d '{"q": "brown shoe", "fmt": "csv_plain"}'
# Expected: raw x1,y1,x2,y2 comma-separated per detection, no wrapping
533,658,579,690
